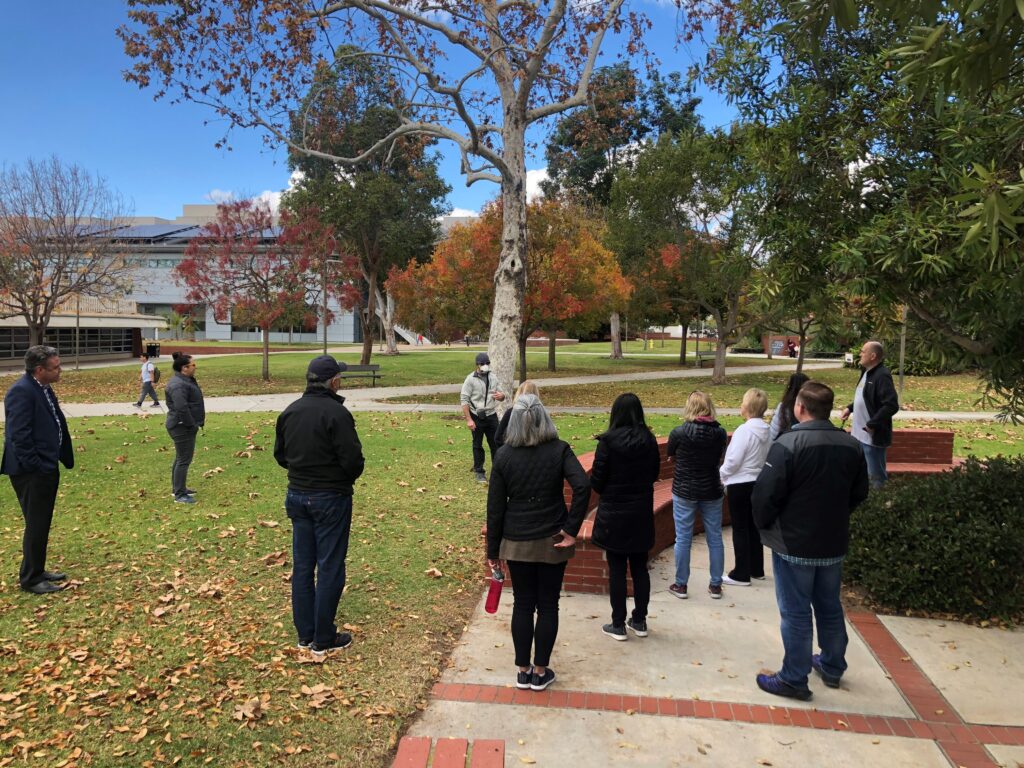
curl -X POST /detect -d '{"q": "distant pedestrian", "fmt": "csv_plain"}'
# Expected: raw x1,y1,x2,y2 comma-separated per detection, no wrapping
720,388,770,586
486,395,590,692
752,381,868,701
133,353,160,408
460,352,505,483
275,355,364,658
2,346,74,594
494,380,538,448
416,334,423,345
839,340,899,488
666,391,727,600
590,393,661,641
787,340,796,358
164,352,205,504
769,373,810,441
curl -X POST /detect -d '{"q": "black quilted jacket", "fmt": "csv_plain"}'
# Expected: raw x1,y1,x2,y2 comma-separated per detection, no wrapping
590,426,661,553
666,419,726,500
486,439,590,560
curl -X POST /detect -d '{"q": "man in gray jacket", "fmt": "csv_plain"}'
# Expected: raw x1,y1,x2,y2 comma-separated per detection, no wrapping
752,381,868,701
460,352,505,483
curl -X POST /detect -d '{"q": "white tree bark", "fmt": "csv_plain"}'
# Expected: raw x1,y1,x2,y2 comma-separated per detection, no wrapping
375,286,399,355
609,312,623,359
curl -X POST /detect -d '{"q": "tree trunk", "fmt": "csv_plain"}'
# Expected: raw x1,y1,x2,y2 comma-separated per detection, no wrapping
361,271,377,366
547,333,556,372
28,322,45,347
609,312,623,359
710,310,727,385
518,336,528,382
376,286,399,355
796,326,808,374
679,325,688,366
487,152,528,400
261,325,270,381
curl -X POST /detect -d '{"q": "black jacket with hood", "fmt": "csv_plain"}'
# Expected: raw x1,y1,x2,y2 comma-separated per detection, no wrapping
666,419,727,500
590,425,662,553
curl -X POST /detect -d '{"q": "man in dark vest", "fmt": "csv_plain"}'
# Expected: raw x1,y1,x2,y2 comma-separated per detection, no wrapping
839,340,900,487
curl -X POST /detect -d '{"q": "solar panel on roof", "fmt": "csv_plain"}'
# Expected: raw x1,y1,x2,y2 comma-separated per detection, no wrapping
114,224,198,240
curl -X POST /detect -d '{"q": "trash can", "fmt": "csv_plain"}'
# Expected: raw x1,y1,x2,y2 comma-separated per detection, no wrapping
146,343,161,358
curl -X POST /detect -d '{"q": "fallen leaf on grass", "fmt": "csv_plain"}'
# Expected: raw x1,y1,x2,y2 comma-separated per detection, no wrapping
202,466,225,478
439,495,455,501
261,551,287,566
258,520,279,528
234,695,268,724
424,568,443,578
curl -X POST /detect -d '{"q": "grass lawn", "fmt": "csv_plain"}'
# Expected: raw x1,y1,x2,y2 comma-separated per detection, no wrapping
2,348,785,404
387,368,1001,413
2,410,1022,767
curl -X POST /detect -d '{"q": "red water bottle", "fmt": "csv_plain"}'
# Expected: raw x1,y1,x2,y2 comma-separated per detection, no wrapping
485,567,504,614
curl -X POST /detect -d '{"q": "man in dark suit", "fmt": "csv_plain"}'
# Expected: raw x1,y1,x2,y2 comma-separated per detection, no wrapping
2,345,74,594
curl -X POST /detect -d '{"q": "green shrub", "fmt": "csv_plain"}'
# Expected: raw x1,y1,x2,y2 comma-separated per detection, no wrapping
846,457,1024,622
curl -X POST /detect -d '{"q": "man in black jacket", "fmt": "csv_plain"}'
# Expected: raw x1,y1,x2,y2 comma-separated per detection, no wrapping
752,381,869,701
839,340,899,487
275,355,365,658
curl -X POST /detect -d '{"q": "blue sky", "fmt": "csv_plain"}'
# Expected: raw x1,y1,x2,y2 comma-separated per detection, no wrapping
1,1,734,220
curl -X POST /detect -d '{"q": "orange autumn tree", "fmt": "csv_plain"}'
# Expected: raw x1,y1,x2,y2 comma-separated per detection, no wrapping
389,200,631,376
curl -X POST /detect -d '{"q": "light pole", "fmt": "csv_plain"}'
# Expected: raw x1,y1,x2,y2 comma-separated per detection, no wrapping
75,292,81,371
322,256,343,354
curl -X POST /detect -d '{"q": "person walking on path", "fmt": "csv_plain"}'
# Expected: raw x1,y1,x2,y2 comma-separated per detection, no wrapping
275,355,365,658
839,341,899,488
752,381,869,701
667,391,728,600
164,352,205,504
720,388,771,587
590,393,661,641
133,353,160,408
2,346,74,594
486,395,589,692
460,352,505,483
769,373,809,441
494,380,538,448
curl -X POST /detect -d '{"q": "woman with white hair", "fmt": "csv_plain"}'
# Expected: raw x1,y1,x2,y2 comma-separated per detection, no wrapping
486,394,590,692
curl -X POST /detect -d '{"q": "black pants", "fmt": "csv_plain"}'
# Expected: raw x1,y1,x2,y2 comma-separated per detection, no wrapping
507,560,567,668
136,381,159,405
10,471,60,588
727,482,764,581
470,412,499,472
168,425,198,498
606,550,650,626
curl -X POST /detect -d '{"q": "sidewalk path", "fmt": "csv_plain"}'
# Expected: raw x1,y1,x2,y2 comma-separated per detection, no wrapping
406,532,1023,767
1,360,1004,422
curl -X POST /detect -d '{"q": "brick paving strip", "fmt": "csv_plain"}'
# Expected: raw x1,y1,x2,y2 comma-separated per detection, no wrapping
425,611,1023,768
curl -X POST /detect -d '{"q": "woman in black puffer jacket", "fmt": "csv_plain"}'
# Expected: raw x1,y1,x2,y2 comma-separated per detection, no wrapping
486,395,590,693
590,393,661,641
666,391,727,600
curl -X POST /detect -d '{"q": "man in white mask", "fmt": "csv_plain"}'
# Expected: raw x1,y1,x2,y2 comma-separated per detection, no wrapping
460,352,505,483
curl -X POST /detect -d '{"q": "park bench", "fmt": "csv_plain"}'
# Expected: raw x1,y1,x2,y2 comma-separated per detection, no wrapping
694,350,716,368
339,363,382,386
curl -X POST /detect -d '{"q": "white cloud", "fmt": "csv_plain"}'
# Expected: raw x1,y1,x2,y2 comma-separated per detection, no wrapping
448,207,479,218
525,168,549,202
204,188,235,204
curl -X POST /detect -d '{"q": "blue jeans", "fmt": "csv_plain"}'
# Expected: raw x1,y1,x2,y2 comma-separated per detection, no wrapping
772,551,848,690
286,489,353,645
672,495,724,587
862,442,888,487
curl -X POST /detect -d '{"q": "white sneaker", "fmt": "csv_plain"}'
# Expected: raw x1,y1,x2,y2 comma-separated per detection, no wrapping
722,575,751,587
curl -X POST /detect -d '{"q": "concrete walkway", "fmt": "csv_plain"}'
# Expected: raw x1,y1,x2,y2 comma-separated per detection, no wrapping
404,531,1023,767
0,360,1007,422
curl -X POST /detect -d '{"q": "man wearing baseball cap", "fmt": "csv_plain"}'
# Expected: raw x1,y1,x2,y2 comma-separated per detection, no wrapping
274,355,364,658
460,352,505,483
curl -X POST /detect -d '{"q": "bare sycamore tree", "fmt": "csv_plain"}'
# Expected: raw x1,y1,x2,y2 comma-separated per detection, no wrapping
0,156,134,346
120,1,649,395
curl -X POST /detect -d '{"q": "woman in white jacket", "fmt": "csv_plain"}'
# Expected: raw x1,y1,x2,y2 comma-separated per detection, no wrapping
720,389,770,586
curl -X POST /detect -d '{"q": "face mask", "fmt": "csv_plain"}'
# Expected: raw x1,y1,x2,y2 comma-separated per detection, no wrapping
479,365,490,373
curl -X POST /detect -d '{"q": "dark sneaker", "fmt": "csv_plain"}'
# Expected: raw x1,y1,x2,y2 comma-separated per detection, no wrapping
297,639,313,651
174,494,197,504
812,654,842,688
133,403,142,409
185,488,197,496
530,668,556,691
516,667,533,690
310,632,353,657
669,583,688,599
708,583,723,599
756,672,812,701
626,618,648,637
602,623,627,641
475,471,487,484
752,574,766,580
149,402,161,407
